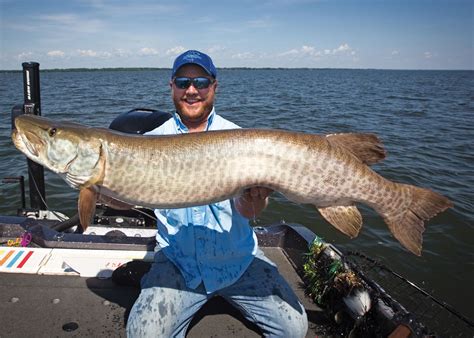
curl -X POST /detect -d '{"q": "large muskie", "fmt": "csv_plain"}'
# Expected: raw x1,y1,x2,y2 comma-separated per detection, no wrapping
12,115,452,255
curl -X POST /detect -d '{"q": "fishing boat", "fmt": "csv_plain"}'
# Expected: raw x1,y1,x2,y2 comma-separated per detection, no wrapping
1,63,472,337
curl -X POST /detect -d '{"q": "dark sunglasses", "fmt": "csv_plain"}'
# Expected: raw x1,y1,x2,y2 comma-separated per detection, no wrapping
173,77,215,90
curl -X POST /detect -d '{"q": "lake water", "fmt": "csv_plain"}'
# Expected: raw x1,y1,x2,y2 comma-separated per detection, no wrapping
1,68,473,323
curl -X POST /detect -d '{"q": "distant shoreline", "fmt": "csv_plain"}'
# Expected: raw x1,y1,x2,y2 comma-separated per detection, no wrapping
0,67,472,73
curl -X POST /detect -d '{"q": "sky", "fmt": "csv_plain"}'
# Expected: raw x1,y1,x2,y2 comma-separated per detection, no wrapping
0,0,472,70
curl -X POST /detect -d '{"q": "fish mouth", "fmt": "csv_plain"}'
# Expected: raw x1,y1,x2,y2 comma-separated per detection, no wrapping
12,128,44,158
23,135,40,157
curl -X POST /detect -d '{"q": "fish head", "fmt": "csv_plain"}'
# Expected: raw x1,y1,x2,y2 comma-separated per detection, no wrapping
12,115,105,188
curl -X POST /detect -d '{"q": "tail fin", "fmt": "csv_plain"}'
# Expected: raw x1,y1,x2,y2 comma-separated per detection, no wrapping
384,185,452,255
325,133,386,165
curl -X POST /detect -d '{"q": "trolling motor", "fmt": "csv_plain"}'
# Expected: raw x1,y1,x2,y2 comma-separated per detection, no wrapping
9,62,48,217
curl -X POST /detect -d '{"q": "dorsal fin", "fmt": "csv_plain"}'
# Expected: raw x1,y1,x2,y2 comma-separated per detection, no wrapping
325,133,386,165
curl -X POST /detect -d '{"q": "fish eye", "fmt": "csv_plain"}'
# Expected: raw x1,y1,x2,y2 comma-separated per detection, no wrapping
48,128,57,137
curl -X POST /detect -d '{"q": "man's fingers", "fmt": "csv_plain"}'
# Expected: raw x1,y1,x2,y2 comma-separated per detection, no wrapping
250,188,259,198
259,187,273,198
247,187,273,199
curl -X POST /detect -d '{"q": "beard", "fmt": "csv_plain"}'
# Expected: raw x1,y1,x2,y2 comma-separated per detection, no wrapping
173,94,215,130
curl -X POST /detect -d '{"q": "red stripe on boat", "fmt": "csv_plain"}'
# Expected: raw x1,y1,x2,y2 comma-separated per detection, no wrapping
17,251,34,268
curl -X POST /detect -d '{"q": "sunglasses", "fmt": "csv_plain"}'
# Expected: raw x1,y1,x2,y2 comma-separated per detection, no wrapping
173,77,215,90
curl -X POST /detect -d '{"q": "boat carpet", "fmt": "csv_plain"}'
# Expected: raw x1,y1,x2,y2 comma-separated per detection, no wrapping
0,247,327,337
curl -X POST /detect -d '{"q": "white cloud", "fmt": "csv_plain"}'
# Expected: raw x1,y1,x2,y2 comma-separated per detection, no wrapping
301,45,321,56
138,47,159,56
112,48,131,57
276,43,356,67
279,45,322,57
17,52,33,60
391,50,400,56
47,50,65,57
40,14,77,25
38,14,104,34
424,51,433,59
278,45,321,57
301,46,314,53
279,49,299,57
246,17,273,29
208,45,226,54
166,46,186,56
77,1,180,16
76,49,111,58
231,52,254,59
333,43,350,54
316,43,354,56
78,49,97,57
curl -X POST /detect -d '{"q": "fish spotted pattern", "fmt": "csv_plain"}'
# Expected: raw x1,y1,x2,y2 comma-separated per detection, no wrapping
11,115,452,255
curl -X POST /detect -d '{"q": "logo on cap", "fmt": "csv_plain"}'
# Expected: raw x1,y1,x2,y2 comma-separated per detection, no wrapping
182,51,203,62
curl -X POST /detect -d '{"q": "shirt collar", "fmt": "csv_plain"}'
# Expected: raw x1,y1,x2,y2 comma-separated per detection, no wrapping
173,107,216,133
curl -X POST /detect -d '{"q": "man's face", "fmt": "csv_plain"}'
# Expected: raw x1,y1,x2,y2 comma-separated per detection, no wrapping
171,64,217,132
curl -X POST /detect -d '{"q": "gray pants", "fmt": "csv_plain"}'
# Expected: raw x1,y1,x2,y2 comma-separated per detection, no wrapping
126,249,308,337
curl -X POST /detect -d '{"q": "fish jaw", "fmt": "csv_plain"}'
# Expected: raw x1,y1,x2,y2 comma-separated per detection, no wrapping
12,115,78,175
12,128,44,162
12,115,105,189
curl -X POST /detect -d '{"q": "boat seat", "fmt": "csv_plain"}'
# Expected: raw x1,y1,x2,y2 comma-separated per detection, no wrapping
108,108,172,134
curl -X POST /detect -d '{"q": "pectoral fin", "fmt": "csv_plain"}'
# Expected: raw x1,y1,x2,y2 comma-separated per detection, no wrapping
78,187,98,231
318,205,363,238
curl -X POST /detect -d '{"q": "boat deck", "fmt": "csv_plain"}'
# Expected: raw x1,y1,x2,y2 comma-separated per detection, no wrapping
0,247,327,338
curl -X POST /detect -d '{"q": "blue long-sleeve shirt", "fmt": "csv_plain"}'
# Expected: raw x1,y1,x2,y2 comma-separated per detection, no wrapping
144,108,258,293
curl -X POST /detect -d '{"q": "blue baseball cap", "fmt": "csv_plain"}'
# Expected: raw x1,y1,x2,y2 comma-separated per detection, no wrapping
171,50,217,78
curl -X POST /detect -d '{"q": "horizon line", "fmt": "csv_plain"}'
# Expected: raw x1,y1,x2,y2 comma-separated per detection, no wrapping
1,66,472,72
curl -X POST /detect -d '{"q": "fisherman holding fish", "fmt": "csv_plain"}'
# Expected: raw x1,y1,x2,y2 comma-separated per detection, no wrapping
12,49,452,336
126,50,309,337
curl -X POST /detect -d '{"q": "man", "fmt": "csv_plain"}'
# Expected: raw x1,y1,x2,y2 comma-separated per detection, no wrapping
126,50,308,337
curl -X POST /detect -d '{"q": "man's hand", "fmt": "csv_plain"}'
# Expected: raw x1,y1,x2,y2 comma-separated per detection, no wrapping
234,187,273,219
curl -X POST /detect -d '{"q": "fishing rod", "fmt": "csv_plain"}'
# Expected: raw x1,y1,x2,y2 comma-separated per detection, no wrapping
345,250,474,328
